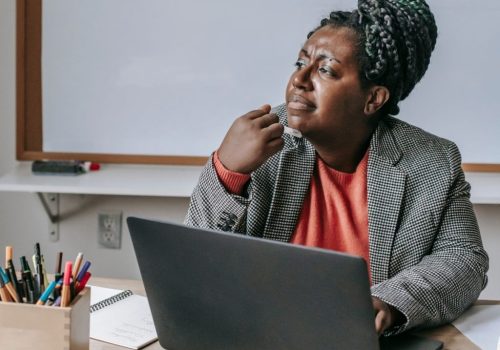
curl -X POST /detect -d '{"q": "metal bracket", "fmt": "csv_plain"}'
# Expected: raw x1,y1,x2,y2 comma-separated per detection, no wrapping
37,193,60,241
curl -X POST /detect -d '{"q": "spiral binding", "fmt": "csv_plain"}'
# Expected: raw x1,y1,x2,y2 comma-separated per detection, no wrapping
89,290,134,313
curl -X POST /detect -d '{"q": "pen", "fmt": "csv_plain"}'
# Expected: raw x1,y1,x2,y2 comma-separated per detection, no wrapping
36,280,57,306
72,252,83,280
0,267,20,302
61,262,72,307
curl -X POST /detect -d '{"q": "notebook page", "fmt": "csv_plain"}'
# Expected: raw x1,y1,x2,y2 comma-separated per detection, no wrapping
89,285,124,304
89,288,158,349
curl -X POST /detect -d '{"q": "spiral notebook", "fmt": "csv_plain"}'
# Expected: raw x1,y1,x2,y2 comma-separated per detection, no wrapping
89,286,158,349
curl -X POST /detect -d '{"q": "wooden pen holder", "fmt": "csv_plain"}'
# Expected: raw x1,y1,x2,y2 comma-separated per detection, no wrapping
0,286,90,350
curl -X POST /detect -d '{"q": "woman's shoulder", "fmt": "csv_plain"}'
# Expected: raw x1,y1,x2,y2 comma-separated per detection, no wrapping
382,116,459,158
378,116,463,177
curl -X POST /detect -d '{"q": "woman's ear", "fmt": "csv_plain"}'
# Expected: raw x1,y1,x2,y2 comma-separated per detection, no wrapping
364,86,390,116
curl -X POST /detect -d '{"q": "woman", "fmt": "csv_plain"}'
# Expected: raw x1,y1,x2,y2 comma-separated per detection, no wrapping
186,0,488,336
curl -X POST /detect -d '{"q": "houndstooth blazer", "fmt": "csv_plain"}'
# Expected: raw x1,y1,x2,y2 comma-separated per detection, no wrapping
185,104,489,334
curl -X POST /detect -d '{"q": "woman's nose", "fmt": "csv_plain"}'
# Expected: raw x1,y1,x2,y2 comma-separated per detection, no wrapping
292,66,313,91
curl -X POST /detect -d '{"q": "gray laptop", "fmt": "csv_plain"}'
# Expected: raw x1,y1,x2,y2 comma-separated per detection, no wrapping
127,217,443,350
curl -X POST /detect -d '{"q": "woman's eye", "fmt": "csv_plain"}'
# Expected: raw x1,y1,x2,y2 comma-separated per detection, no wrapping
294,59,306,69
319,66,335,76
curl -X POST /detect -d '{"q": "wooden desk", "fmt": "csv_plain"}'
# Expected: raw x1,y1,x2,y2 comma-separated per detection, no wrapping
90,277,493,350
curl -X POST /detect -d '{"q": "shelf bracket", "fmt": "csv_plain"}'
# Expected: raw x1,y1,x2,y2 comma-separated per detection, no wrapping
37,193,60,242
37,193,59,223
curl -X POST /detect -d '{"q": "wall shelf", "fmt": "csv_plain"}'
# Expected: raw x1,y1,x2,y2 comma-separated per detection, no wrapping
0,163,500,204
0,162,203,197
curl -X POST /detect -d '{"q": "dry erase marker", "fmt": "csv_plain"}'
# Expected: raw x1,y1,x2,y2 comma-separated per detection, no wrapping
72,252,83,280
61,262,72,307
36,280,57,306
0,267,20,302
283,126,302,138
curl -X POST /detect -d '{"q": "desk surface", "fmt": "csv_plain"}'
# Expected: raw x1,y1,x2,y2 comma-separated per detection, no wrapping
89,277,495,350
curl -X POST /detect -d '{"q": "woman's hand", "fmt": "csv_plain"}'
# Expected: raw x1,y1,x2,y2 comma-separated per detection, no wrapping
217,105,284,174
372,297,405,336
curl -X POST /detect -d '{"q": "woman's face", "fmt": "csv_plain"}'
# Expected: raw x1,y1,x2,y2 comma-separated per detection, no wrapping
285,26,370,145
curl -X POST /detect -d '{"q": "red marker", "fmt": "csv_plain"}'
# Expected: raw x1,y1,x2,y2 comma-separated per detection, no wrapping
61,261,72,307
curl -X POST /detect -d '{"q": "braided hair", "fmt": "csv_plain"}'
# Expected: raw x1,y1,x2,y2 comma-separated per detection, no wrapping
309,0,437,116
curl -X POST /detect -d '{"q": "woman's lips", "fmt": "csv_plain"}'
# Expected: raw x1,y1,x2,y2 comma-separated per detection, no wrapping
287,95,315,111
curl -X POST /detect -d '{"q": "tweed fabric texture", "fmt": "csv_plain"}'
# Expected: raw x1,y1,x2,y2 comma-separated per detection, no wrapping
185,104,488,334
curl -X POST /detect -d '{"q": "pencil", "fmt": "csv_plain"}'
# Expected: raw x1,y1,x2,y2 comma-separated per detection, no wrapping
5,246,13,268
72,252,83,280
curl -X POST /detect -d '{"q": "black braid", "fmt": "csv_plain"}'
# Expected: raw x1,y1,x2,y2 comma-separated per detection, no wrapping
309,0,437,116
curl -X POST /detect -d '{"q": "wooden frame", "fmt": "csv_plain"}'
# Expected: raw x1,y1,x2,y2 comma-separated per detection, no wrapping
16,0,207,166
15,0,500,171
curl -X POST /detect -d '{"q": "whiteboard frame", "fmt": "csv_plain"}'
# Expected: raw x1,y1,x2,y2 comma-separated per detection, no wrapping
15,0,500,171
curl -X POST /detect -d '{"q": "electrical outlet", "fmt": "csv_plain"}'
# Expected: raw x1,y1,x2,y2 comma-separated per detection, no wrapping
98,212,122,249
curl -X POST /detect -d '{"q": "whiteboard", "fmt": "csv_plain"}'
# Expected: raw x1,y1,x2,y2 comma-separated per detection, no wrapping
42,0,500,163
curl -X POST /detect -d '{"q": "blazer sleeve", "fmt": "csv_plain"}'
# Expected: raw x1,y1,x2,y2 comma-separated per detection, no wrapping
184,154,250,233
371,142,489,335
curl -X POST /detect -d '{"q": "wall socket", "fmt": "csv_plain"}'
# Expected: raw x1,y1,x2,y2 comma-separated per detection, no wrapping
98,212,122,249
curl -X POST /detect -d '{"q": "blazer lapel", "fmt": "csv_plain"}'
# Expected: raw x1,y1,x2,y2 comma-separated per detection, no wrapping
367,119,406,285
262,139,316,242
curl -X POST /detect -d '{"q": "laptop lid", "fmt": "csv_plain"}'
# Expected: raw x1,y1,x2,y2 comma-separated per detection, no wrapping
127,217,379,350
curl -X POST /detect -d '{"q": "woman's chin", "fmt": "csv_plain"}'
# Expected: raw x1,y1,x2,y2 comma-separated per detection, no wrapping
287,114,304,129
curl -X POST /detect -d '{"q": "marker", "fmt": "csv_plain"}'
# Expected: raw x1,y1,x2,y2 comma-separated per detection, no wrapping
5,246,13,268
76,261,91,284
0,267,20,302
80,162,101,172
75,272,91,294
72,252,83,280
41,255,49,288
283,126,302,138
53,295,61,307
21,256,36,303
61,262,72,307
55,251,63,282
36,280,57,306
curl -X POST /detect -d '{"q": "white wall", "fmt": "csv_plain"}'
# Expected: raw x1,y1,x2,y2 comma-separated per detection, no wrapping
1,1,498,297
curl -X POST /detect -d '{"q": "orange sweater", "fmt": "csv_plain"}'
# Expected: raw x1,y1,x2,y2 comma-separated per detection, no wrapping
213,151,370,270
